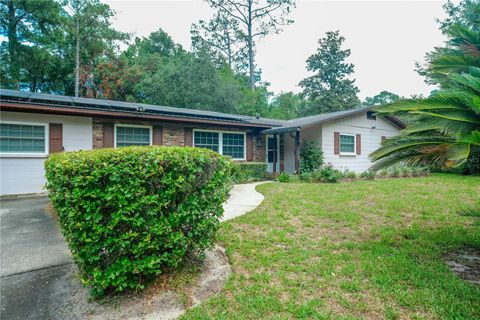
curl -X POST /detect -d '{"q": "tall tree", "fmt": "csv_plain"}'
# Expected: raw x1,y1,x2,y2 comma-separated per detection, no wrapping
362,91,400,107
204,0,295,90
64,0,128,97
268,91,303,119
299,30,360,115
0,0,61,89
191,10,248,72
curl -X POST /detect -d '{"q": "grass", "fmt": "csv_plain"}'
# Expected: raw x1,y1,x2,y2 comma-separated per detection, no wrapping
182,174,480,319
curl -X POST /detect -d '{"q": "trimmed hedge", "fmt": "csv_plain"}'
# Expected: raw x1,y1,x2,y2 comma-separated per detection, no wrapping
45,146,232,297
231,162,267,183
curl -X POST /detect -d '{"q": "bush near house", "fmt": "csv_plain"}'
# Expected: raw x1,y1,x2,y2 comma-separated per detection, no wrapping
45,146,232,298
231,162,267,183
281,164,430,183
299,140,324,173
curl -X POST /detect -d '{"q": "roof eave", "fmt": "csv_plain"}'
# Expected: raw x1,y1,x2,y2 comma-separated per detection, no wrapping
0,101,274,129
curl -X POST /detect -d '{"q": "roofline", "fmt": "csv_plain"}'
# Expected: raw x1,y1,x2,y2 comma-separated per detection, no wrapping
261,107,406,134
0,89,282,127
0,102,273,129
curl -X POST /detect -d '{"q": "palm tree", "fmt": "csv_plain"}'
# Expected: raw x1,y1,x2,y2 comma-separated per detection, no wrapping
370,24,480,171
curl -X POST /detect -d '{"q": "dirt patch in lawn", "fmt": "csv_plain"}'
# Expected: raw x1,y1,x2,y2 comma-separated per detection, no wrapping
444,247,480,286
65,245,231,320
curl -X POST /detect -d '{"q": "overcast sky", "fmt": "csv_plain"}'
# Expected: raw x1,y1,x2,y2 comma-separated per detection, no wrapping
104,0,448,100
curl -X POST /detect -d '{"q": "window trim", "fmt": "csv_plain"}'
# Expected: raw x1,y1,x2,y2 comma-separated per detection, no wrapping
0,121,49,157
114,123,153,148
193,129,246,160
339,133,356,156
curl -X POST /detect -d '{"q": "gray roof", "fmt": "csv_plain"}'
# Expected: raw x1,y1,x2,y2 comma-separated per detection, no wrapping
0,89,283,127
0,89,404,131
262,107,405,134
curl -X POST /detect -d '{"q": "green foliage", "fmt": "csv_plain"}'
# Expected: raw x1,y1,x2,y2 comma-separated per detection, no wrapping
44,146,232,298
360,170,376,180
299,30,360,115
343,169,357,179
316,164,343,183
204,0,296,89
268,92,304,120
299,140,324,174
376,164,430,178
362,91,400,107
231,162,267,183
371,24,480,172
191,10,248,73
277,172,291,183
0,0,63,90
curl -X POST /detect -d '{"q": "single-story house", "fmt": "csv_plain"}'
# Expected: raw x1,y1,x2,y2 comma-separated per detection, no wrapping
0,89,404,195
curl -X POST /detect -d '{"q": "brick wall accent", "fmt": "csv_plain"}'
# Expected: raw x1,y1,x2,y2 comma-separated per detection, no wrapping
92,120,103,149
253,133,265,162
49,123,63,153
90,118,267,163
162,124,185,146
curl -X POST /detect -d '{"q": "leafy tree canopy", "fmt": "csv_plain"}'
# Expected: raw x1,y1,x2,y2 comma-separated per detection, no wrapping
299,30,360,115
362,91,400,107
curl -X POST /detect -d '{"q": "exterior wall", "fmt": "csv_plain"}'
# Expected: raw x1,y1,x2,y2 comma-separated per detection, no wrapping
282,125,324,174
92,118,266,162
321,112,400,172
0,111,93,195
1,113,267,195
283,133,296,173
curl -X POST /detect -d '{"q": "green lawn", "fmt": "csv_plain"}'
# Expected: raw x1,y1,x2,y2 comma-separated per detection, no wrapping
183,174,480,319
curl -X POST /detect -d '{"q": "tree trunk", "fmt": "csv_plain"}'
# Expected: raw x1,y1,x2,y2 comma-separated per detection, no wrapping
247,2,255,91
74,5,80,97
7,0,20,90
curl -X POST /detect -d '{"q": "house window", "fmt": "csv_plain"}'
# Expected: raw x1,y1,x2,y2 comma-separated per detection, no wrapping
193,130,245,160
115,124,152,147
367,111,377,120
194,131,219,152
222,133,244,159
0,122,47,154
339,134,355,155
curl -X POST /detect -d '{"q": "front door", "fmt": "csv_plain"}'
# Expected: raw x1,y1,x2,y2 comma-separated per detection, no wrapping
266,135,280,173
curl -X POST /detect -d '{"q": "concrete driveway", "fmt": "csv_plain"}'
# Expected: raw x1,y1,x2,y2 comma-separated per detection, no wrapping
0,197,75,320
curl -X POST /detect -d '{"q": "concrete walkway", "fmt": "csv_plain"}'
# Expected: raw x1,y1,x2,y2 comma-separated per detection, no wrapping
221,181,270,222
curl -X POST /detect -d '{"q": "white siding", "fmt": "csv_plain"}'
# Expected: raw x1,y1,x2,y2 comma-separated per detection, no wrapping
321,112,400,172
282,124,324,174
0,111,92,195
283,133,296,173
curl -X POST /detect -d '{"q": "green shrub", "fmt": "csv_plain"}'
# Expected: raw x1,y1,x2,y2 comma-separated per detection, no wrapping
343,169,357,179
278,172,291,183
376,169,388,178
231,162,267,183
388,165,401,178
317,164,343,183
45,146,232,298
360,170,375,180
300,140,324,174
299,172,313,182
398,165,413,177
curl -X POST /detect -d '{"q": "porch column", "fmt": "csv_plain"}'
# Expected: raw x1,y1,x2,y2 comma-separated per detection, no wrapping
294,130,300,173
273,133,277,174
